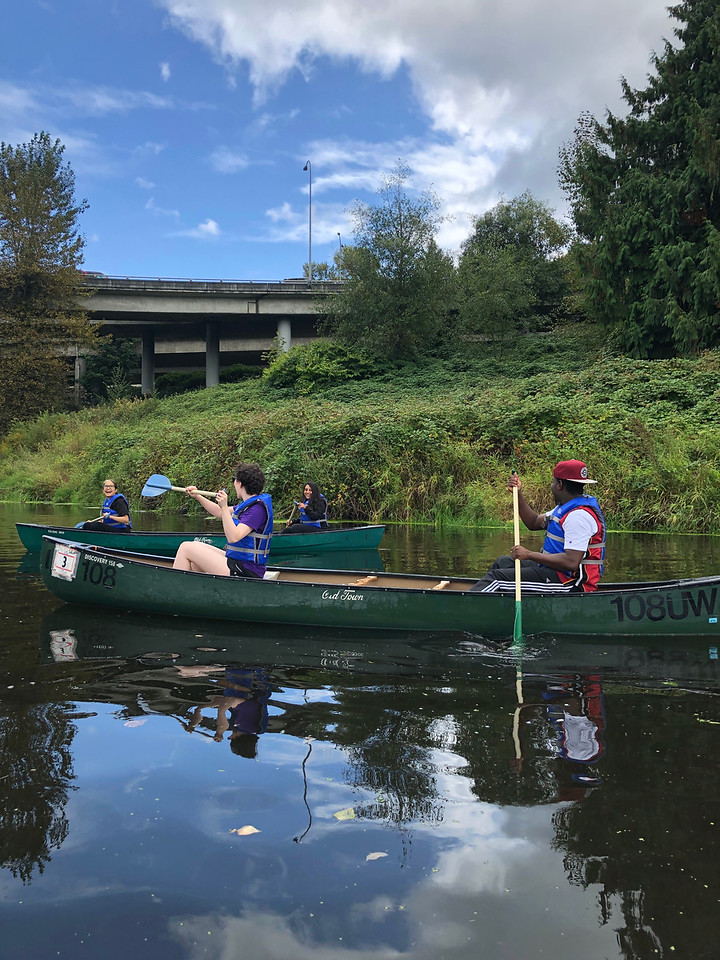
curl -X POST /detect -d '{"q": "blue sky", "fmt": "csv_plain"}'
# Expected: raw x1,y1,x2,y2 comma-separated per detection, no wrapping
2,0,674,281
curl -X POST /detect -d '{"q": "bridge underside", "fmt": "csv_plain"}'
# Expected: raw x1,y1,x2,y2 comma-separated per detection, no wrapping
90,313,320,392
83,277,339,393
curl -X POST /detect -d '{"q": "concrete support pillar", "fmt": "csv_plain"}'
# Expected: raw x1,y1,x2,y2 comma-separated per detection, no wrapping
74,352,86,403
141,330,155,396
206,322,220,388
276,318,292,352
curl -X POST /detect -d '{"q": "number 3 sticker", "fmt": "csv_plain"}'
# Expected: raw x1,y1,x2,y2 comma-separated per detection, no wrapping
51,544,79,581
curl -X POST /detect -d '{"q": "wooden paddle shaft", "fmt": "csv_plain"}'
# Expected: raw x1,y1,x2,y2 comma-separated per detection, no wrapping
170,485,219,498
512,484,521,605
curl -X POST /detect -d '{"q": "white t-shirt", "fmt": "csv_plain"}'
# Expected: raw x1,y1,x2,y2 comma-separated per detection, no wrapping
545,506,599,553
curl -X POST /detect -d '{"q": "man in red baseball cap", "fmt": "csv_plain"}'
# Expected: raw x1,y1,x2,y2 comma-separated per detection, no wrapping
471,460,606,593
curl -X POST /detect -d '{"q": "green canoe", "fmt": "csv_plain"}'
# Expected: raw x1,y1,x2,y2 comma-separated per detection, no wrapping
39,535,720,639
17,521,385,557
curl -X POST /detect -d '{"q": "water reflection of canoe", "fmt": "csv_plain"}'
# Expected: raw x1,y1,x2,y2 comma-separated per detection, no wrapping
38,605,487,678
39,535,720,639
16,521,385,557
38,605,720,688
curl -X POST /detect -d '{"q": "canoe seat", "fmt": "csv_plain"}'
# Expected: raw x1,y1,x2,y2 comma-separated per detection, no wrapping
263,570,281,581
432,580,451,590
349,575,378,586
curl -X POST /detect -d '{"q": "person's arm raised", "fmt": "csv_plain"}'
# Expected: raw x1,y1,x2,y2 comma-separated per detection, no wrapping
218,489,253,543
186,485,222,519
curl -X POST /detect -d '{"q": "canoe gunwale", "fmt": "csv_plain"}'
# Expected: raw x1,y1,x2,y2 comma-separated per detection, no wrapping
16,521,385,556
39,535,720,597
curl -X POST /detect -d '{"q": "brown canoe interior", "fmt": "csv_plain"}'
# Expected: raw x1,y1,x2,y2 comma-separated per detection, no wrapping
90,548,475,592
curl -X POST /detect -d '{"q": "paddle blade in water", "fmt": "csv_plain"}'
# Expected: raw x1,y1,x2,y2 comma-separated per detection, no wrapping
141,474,172,497
513,600,523,644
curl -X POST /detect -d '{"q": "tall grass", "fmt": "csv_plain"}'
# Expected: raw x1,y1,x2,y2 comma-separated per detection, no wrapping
1,328,719,532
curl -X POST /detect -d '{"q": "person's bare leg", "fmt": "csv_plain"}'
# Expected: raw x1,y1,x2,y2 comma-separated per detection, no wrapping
173,541,229,574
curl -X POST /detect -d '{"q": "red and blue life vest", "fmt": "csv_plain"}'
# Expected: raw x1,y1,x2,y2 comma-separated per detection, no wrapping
225,493,274,566
542,495,606,591
102,492,132,530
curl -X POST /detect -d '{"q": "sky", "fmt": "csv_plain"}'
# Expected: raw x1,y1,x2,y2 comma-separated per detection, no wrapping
1,0,676,282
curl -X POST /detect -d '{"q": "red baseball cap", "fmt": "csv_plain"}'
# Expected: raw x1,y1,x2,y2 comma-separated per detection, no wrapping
553,459,597,484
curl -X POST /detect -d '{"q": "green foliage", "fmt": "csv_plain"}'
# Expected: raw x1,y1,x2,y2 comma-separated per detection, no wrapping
559,0,720,356
80,338,140,402
1,328,720,533
458,191,573,337
460,191,572,332
0,132,98,434
303,259,343,281
105,365,140,402
154,364,262,398
262,340,382,393
320,161,457,358
458,245,537,339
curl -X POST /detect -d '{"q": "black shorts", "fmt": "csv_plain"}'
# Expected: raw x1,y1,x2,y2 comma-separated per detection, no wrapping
227,558,263,579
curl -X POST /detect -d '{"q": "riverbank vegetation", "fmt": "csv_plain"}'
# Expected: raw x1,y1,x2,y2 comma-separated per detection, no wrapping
1,0,718,532
1,325,719,532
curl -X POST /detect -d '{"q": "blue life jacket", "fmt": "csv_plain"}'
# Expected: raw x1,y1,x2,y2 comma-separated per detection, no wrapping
225,493,274,566
299,494,328,528
542,495,606,590
102,492,132,530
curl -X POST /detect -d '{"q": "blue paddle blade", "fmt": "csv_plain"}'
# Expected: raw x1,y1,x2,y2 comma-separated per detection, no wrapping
74,522,85,528
141,473,172,497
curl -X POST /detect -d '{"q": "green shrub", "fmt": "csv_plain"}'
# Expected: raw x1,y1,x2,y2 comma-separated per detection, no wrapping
262,340,385,393
155,364,261,398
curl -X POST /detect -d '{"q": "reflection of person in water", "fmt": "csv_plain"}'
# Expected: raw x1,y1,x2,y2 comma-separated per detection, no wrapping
513,674,606,800
183,667,273,758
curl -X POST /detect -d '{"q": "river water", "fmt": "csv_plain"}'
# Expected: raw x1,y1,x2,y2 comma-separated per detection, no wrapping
1,502,718,960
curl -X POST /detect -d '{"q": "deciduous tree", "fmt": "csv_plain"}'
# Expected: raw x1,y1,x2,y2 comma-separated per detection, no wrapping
320,162,456,359
558,0,720,357
458,191,572,339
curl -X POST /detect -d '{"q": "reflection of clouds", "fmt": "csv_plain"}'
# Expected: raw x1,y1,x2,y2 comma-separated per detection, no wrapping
170,912,402,959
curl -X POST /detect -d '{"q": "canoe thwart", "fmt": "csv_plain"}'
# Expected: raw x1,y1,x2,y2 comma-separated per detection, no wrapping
350,575,378,586
432,580,451,591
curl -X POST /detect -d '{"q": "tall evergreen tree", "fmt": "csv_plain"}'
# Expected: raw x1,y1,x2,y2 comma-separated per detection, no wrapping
0,132,99,432
559,0,720,357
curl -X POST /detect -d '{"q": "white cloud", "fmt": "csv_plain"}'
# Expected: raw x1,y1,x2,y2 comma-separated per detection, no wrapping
159,0,673,225
253,107,299,131
209,146,249,173
62,85,174,115
145,197,181,220
266,201,296,224
135,177,156,190
160,61,171,82
133,141,166,157
171,218,222,239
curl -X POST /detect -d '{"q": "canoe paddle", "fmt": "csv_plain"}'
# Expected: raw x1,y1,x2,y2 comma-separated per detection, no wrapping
141,473,218,499
511,471,523,644
74,515,105,528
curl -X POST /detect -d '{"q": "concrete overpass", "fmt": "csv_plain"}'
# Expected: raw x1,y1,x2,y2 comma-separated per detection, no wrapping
84,275,342,393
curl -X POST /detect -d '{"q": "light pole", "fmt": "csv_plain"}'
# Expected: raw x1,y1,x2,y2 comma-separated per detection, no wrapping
337,231,342,251
303,161,312,284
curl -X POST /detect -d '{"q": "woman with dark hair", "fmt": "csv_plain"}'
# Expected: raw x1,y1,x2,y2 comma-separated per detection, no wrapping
82,479,132,531
172,462,273,578
280,481,329,534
